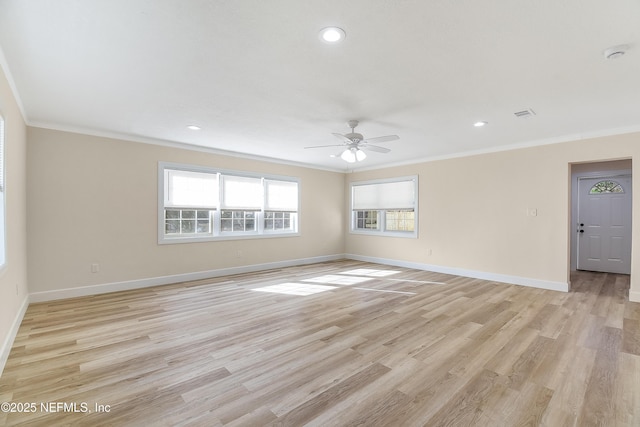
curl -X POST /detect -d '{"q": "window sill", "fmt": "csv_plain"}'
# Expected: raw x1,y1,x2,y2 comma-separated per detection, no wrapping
158,231,300,245
349,229,417,239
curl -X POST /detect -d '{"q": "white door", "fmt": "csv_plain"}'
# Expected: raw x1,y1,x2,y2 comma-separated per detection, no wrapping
577,175,632,274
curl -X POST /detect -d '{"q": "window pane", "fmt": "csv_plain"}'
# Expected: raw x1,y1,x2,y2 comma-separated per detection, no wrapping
197,220,210,233
386,209,414,231
165,208,213,235
221,219,232,231
264,211,296,231
221,210,258,232
165,209,180,219
166,220,180,234
355,210,379,229
589,180,624,194
181,220,195,233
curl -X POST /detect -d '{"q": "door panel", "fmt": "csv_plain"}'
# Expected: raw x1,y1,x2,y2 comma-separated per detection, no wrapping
577,175,631,274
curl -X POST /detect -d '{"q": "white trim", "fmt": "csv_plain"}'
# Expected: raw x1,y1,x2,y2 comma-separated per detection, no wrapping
28,123,345,173
29,254,344,303
350,125,640,172
630,290,640,303
0,45,27,120
345,254,569,292
0,294,29,376
27,121,640,175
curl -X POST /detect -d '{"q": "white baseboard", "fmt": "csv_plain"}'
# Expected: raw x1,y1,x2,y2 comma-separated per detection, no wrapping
29,254,345,303
345,254,569,292
0,294,29,377
630,290,640,303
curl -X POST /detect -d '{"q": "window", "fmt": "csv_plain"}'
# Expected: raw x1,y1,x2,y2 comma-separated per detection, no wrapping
385,209,415,231
0,115,5,266
159,163,299,243
589,180,624,194
264,179,298,233
350,176,418,237
355,210,379,230
164,169,217,237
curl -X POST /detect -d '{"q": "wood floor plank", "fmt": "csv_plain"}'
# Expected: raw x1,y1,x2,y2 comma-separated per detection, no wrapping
622,318,640,355
0,260,638,426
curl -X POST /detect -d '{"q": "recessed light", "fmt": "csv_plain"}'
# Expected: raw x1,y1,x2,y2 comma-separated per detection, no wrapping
319,27,345,44
473,121,488,127
186,125,201,130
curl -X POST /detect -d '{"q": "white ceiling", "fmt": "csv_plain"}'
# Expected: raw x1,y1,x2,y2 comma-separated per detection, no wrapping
1,0,639,171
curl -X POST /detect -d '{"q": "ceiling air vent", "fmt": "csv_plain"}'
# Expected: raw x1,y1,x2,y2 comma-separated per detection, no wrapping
514,109,536,119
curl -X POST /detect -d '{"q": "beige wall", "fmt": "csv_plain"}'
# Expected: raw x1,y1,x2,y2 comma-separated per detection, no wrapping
345,133,638,300
0,65,28,367
27,128,345,294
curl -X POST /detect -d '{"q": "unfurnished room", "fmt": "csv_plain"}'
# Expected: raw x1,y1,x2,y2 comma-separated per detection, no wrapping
0,1,639,426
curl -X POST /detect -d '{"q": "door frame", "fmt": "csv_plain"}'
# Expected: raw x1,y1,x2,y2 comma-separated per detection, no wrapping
570,163,632,276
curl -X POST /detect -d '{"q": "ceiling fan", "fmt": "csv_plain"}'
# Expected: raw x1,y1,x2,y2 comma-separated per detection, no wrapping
305,120,399,163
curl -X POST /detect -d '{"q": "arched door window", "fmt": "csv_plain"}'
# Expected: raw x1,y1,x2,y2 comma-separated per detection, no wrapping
589,180,624,194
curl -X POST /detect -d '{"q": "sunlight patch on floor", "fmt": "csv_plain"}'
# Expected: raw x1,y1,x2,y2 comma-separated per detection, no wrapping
251,282,337,296
340,268,401,277
303,275,372,285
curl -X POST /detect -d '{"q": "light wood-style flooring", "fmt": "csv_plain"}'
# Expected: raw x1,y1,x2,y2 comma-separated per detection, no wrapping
1,260,639,426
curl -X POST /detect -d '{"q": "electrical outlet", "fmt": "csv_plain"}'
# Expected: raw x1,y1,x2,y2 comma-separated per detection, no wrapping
91,263,100,273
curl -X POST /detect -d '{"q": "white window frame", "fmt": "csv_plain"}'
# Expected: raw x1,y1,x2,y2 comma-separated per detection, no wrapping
350,175,418,238
158,162,300,244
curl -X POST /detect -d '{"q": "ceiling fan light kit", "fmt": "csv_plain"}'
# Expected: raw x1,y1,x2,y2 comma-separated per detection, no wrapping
340,147,367,163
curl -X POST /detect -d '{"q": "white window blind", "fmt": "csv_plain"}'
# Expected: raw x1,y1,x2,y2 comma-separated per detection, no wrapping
353,179,415,210
165,169,218,208
221,175,262,209
265,179,298,211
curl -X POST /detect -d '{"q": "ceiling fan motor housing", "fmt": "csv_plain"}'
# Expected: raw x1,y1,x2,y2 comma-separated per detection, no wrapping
345,132,364,142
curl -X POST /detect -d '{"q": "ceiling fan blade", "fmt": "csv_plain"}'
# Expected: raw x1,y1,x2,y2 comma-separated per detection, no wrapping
332,132,353,143
361,144,391,153
304,144,346,149
362,135,399,144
